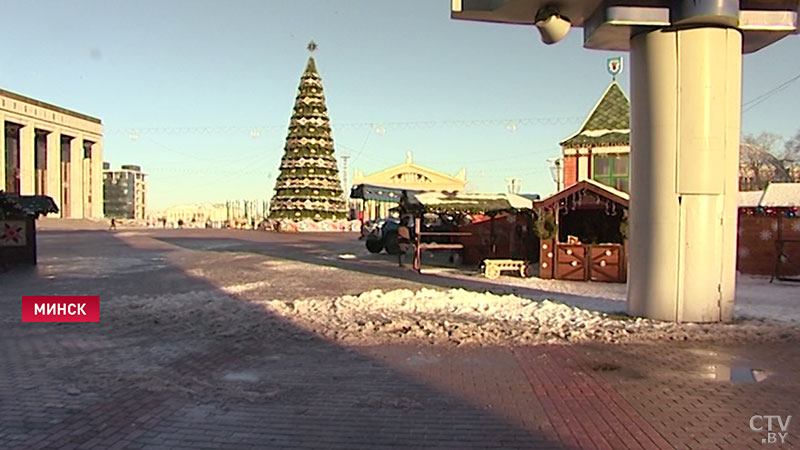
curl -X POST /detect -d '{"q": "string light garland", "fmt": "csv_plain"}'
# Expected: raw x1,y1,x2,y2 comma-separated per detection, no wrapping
740,207,799,218
105,116,582,137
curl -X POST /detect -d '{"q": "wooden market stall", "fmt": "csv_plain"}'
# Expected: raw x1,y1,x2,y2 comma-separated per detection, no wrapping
401,191,536,273
0,191,59,268
737,183,800,280
535,180,629,283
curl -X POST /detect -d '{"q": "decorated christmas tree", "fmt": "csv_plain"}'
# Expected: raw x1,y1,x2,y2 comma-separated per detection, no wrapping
269,41,347,221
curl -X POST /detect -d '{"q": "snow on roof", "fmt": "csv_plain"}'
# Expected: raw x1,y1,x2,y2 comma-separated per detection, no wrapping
560,82,630,148
583,178,630,201
738,191,764,208
760,183,800,208
410,192,534,213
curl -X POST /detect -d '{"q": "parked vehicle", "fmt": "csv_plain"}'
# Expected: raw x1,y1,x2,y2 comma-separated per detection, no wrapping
365,218,416,255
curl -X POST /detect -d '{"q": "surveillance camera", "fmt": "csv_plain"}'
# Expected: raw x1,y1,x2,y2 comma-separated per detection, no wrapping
534,6,571,44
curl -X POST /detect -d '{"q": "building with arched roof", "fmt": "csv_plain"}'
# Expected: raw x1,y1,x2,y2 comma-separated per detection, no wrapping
739,142,793,191
350,153,466,221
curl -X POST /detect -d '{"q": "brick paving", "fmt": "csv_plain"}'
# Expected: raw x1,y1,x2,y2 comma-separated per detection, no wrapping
1,227,798,449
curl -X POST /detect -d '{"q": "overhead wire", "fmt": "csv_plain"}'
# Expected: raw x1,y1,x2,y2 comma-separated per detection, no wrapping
742,70,800,113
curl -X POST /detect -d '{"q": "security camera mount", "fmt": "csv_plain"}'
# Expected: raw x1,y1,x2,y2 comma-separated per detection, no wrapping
534,4,568,24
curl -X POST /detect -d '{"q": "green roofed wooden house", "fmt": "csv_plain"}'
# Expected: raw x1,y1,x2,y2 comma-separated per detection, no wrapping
532,82,631,283
559,81,631,193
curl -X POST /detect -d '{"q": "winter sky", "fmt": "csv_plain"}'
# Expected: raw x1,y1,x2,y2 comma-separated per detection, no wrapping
2,0,799,210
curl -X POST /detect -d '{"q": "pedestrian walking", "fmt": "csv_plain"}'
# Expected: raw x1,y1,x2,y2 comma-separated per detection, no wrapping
109,218,117,231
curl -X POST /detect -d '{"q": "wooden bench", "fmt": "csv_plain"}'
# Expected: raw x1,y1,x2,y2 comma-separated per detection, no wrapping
483,259,527,279
418,242,465,251
412,217,471,272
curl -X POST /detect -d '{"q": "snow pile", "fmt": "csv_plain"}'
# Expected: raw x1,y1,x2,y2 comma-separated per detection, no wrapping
103,284,800,346
266,219,361,232
264,288,800,346
760,182,800,207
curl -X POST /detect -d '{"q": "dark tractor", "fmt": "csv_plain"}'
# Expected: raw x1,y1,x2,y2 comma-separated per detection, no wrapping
365,218,414,255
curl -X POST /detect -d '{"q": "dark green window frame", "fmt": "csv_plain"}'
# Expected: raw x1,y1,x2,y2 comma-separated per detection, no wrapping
593,154,629,193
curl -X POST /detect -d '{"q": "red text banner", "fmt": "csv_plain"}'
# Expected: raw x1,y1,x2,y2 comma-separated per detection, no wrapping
22,296,100,322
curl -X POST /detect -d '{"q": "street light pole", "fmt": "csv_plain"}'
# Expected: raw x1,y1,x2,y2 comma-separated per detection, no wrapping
547,157,563,192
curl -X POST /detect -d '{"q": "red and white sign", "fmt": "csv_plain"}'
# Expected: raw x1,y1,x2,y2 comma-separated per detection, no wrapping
22,296,100,322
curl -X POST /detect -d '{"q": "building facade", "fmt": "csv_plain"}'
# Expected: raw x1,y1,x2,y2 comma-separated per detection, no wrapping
103,164,146,219
151,203,228,228
0,88,103,218
350,153,466,221
150,199,267,228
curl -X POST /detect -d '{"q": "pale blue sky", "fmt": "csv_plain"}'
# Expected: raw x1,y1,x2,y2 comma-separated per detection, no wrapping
2,0,799,210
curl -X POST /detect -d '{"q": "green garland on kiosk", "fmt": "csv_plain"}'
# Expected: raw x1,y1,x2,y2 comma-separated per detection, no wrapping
535,209,558,240
619,217,629,240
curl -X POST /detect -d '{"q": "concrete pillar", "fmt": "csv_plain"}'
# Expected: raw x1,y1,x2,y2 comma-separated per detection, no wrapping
0,114,5,191
19,123,35,195
628,27,741,322
69,134,83,218
91,141,103,218
45,130,62,213
82,142,91,218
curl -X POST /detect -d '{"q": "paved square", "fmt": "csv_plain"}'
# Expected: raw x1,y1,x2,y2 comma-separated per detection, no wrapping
1,227,798,449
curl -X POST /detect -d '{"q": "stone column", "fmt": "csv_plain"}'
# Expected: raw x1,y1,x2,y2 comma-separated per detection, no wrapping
69,134,84,218
19,123,36,195
82,143,91,217
45,129,62,213
0,114,5,191
91,141,103,218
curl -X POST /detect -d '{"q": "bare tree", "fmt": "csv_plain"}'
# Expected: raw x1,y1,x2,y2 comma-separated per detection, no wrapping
740,132,791,191
784,128,800,162
781,130,800,182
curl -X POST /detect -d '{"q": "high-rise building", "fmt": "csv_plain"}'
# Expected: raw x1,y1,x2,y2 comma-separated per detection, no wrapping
103,164,146,219
0,88,104,218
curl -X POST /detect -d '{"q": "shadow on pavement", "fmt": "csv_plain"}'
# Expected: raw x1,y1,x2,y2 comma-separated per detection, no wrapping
0,229,568,449
156,231,627,314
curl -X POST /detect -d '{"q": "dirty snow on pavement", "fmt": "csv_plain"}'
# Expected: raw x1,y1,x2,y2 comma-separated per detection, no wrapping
104,280,800,347
264,288,800,346
429,269,800,323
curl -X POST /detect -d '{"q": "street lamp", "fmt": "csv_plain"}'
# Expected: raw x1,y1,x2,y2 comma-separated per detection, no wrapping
452,0,798,323
546,157,562,192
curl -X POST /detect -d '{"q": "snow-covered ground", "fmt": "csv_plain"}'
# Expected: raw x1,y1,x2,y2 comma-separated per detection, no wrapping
734,275,800,322
104,278,800,347
263,288,800,346
426,269,800,323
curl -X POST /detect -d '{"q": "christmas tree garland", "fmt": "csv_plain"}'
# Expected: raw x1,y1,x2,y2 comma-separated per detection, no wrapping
269,43,347,222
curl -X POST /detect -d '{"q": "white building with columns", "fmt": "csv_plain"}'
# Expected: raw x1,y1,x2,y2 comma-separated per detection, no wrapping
0,88,103,219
